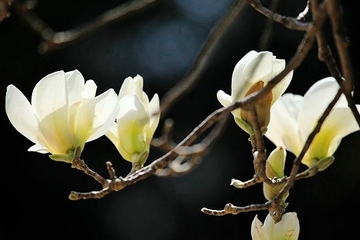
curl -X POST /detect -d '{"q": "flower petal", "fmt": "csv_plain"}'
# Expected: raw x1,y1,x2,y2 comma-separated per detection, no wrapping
146,94,160,143
231,51,276,100
251,214,270,240
116,94,148,161
266,93,303,155
5,85,41,145
272,212,300,240
65,69,87,104
216,90,232,108
85,89,119,142
302,106,360,165
271,70,293,105
298,77,345,138
31,71,68,120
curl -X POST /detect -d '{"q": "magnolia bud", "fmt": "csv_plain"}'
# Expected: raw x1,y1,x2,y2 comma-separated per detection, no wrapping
263,147,289,201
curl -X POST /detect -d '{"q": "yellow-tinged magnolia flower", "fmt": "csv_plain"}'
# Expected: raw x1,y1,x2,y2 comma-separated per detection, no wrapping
106,75,160,170
263,146,289,204
5,70,119,163
265,77,360,170
217,50,293,135
251,212,300,240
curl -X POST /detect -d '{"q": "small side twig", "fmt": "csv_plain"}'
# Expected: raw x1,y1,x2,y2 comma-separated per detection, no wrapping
243,0,310,31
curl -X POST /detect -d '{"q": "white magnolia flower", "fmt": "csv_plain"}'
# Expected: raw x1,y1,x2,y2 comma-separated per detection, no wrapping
251,212,300,240
217,50,293,135
106,75,160,170
5,70,119,163
265,77,360,169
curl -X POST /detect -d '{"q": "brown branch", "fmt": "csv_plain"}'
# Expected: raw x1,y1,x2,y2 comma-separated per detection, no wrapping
71,147,109,188
12,0,162,53
257,0,281,50
201,203,268,216
156,115,230,176
69,105,232,200
243,0,310,31
326,0,360,126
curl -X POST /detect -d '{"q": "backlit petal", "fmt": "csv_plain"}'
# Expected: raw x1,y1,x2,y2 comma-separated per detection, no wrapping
31,71,67,120
65,69,87,104
146,94,160,143
231,51,275,100
271,70,293,104
272,212,300,240
5,85,40,144
251,215,271,240
216,90,232,107
85,89,119,142
266,94,303,155
299,77,345,138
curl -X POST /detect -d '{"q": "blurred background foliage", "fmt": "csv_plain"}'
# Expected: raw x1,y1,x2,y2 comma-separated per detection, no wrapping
1,0,359,239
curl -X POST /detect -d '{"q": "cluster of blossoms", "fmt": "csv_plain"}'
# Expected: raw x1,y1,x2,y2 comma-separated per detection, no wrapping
5,70,160,170
5,50,360,240
217,50,360,239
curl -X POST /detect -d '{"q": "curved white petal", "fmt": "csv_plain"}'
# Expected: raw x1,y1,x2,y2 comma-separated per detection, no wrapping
118,77,132,98
262,213,276,237
251,215,270,240
303,107,360,164
31,71,68,120
216,90,232,107
271,70,294,104
65,69,87,104
37,105,73,154
266,94,303,155
146,94,160,142
230,51,259,99
86,89,119,142
132,75,144,96
119,75,144,99
28,143,49,153
116,94,148,160
105,123,119,145
272,212,300,240
232,51,275,100
299,77,344,138
82,80,97,99
259,57,285,83
5,85,41,144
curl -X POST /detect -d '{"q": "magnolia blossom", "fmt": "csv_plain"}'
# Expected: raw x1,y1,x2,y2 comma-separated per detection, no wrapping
217,50,293,135
106,75,160,170
5,70,119,163
265,77,360,169
251,212,300,240
263,146,289,203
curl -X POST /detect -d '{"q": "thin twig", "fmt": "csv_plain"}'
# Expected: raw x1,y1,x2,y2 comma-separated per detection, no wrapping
12,0,162,53
201,202,268,216
243,0,310,31
326,0,360,125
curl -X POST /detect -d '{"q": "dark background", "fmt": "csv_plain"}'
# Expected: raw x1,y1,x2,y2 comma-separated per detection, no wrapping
1,0,359,239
